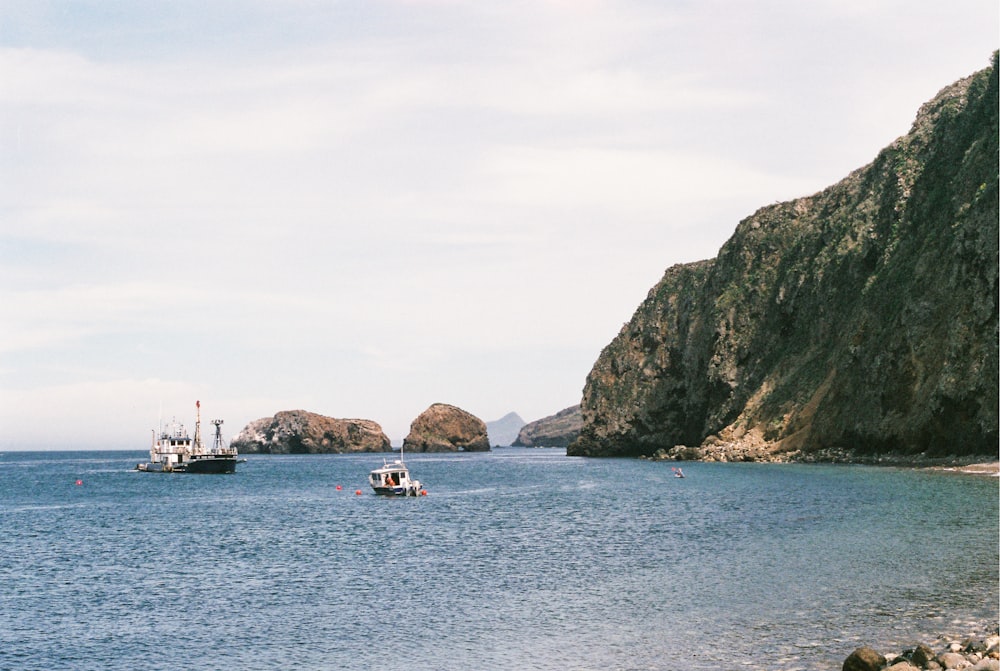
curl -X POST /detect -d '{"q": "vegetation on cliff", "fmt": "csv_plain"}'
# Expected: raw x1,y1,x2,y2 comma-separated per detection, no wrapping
571,54,998,460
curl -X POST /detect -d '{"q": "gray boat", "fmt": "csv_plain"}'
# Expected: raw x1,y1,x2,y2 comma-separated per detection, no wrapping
137,401,242,474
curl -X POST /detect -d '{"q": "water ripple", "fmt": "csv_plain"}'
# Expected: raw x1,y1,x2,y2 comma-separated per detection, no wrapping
0,451,995,670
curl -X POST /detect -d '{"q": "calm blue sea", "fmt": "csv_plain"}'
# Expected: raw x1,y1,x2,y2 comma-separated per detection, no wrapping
1,448,996,671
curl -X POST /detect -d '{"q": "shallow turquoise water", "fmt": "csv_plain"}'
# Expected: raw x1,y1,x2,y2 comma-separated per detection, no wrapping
1,449,996,670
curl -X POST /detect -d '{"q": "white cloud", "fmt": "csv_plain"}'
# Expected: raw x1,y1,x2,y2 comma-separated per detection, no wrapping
1,0,996,448
0,378,197,450
477,145,820,216
0,376,316,450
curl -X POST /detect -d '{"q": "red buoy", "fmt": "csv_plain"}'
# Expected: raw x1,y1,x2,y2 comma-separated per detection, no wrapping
75,479,83,486
335,485,342,491
355,489,362,495
420,490,427,496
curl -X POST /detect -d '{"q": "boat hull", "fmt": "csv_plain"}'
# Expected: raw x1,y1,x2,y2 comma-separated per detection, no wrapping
185,457,238,474
371,485,421,496
137,457,239,474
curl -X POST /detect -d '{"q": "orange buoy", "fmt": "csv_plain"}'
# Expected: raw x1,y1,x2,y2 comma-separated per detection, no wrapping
355,489,362,495
420,490,427,496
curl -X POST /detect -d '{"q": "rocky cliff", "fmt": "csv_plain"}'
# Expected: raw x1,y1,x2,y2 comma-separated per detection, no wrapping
512,406,583,447
231,410,391,454
570,54,998,460
403,403,491,452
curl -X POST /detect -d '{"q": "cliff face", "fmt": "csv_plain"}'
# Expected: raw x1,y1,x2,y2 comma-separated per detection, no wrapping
571,55,998,460
231,410,391,454
512,406,583,447
403,403,491,452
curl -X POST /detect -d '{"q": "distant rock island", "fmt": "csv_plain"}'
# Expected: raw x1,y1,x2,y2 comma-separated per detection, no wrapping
231,410,391,454
513,406,582,447
403,403,491,452
486,412,526,446
571,54,998,461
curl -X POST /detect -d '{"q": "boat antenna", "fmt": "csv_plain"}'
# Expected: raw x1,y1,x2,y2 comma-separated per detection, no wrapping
193,400,203,451
212,419,224,453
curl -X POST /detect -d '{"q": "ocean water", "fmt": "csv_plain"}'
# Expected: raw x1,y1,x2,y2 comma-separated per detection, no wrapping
0,448,996,671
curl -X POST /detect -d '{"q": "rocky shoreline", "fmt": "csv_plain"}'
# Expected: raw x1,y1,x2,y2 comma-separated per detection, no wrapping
641,442,999,476
844,629,999,670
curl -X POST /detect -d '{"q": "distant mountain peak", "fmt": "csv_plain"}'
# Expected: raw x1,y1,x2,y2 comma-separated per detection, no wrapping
486,412,526,447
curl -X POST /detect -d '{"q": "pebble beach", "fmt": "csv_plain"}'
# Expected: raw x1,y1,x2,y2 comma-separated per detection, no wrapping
844,630,1000,670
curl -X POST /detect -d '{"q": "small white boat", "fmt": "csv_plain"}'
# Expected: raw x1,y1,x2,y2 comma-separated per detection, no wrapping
369,452,424,496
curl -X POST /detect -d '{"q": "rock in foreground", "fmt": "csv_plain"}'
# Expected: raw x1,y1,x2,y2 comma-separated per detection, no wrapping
403,403,490,452
844,646,887,671
231,410,391,454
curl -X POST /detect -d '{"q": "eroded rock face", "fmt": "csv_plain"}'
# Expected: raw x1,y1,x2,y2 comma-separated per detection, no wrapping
512,406,582,447
231,410,391,454
571,55,999,460
403,403,490,452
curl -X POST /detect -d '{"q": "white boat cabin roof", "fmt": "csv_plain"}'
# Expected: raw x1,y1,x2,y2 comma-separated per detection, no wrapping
371,460,410,476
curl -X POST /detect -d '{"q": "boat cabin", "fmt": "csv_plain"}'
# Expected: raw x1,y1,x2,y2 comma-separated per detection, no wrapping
370,464,411,488
151,421,192,466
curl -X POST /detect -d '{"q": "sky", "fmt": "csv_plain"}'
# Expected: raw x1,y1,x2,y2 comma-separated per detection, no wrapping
1,1,997,449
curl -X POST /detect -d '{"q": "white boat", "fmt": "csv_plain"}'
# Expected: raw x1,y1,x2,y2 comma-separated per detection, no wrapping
369,450,424,496
137,401,243,474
